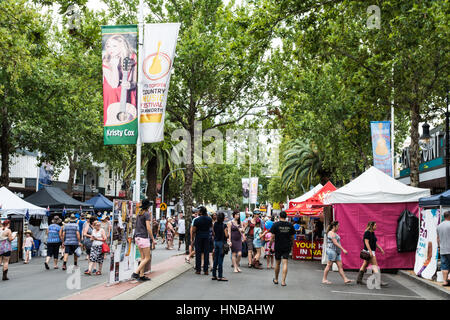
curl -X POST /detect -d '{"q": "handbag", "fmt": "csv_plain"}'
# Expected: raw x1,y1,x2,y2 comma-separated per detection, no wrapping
360,249,371,261
102,242,110,253
223,242,230,255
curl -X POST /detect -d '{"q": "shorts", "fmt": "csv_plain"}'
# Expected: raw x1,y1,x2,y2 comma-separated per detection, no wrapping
159,231,165,238
179,233,185,241
275,250,290,260
64,245,79,255
245,236,254,251
0,251,11,257
135,237,151,249
441,254,450,271
326,249,341,262
47,243,61,259
25,247,32,251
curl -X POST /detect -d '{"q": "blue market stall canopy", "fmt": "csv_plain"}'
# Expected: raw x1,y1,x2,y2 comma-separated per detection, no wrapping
419,189,450,207
24,186,93,210
85,193,113,210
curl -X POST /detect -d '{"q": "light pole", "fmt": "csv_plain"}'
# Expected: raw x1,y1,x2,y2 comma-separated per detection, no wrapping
446,87,449,190
82,170,87,202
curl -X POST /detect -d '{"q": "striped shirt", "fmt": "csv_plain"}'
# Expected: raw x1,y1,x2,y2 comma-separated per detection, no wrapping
47,224,61,243
63,223,79,245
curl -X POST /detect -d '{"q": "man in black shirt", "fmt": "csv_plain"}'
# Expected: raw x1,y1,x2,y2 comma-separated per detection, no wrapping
269,211,295,286
192,206,213,275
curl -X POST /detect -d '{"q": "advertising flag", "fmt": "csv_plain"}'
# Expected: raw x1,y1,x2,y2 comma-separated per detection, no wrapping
140,23,180,143
102,25,138,145
249,177,258,204
242,178,249,204
370,121,393,177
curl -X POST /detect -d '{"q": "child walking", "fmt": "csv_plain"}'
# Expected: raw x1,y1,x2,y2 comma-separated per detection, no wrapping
23,230,35,264
264,231,274,269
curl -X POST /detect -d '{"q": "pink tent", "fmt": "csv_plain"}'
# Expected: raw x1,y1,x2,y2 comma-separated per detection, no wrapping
324,167,430,270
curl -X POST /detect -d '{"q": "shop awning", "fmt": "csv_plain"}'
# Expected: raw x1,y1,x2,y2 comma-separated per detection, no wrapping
0,187,47,216
288,184,323,208
85,193,113,211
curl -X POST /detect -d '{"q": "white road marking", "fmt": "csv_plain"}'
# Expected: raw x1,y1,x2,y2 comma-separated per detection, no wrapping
331,290,423,299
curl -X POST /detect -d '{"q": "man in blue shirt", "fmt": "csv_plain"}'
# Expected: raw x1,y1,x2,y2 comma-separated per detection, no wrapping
192,206,212,275
62,215,81,270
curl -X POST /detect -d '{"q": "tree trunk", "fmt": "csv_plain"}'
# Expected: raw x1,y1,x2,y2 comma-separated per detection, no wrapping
66,152,78,196
0,103,10,188
146,155,157,204
183,123,195,254
409,102,420,187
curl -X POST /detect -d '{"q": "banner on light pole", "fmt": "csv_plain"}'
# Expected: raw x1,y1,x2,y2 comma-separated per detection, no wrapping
139,23,180,143
370,121,393,177
102,25,138,145
249,177,258,204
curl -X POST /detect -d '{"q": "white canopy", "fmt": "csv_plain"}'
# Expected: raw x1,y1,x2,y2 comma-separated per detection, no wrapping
0,187,47,216
324,166,430,204
289,184,323,207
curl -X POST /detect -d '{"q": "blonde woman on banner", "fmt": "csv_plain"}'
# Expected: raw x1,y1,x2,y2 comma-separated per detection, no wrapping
102,34,137,123
131,199,156,282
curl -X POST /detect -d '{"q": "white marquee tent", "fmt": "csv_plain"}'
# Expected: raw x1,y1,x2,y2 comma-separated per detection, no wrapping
0,187,47,217
324,166,430,204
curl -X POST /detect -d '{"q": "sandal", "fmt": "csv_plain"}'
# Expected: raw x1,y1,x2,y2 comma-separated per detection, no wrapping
95,271,102,275
54,266,59,269
211,277,218,280
322,280,332,284
273,278,278,285
84,271,91,275
218,278,228,282
344,279,353,284
281,283,287,287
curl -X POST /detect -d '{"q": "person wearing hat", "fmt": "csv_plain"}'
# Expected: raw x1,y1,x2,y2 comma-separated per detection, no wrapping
61,214,82,270
131,199,156,282
45,217,63,270
22,230,35,264
100,215,111,246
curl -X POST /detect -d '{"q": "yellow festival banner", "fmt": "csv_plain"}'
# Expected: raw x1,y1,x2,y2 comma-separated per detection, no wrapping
140,23,180,143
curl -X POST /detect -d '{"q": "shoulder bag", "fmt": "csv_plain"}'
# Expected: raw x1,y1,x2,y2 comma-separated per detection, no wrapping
360,249,371,261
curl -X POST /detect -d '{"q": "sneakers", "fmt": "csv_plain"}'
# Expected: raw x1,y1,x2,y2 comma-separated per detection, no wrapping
138,276,151,282
131,272,140,280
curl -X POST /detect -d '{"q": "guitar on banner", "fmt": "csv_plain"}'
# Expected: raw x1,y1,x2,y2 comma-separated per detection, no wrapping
106,57,137,126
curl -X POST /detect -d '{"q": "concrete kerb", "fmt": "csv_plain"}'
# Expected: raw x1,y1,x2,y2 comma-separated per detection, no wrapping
111,262,192,300
398,270,450,299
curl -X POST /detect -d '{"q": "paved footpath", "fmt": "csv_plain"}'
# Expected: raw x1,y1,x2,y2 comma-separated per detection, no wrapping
141,259,446,300
0,242,185,300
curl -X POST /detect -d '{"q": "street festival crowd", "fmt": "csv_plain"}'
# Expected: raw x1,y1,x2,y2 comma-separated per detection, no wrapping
1,199,450,288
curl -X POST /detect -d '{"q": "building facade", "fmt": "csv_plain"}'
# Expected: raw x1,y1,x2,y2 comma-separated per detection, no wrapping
3,150,125,200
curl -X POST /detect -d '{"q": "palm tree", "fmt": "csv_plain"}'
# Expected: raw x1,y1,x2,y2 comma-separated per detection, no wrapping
281,138,330,190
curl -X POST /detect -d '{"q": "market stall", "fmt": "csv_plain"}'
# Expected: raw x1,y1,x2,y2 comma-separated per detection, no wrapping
0,187,47,263
415,190,450,280
25,186,94,218
85,193,114,212
288,184,322,209
288,182,337,261
324,166,430,270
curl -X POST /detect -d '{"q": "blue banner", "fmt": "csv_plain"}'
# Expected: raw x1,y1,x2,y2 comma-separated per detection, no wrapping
370,121,393,177
38,162,54,190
